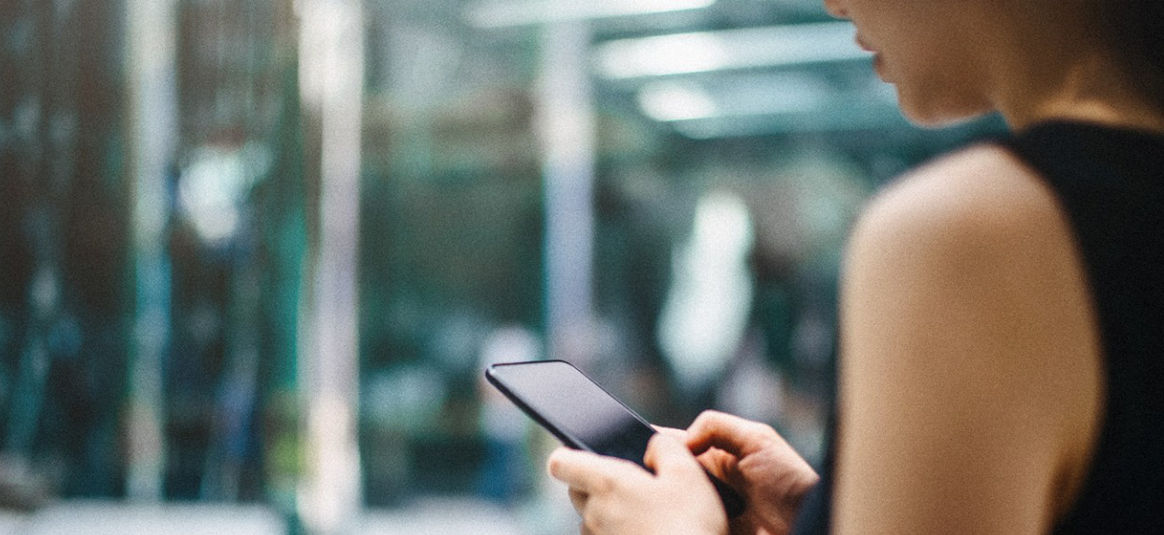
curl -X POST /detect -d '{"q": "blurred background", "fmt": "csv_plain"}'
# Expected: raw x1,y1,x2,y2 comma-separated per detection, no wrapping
0,0,1002,533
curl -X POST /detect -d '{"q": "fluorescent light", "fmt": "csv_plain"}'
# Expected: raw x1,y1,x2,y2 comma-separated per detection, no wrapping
637,82,719,122
466,0,715,28
638,73,831,122
595,22,868,79
635,74,903,137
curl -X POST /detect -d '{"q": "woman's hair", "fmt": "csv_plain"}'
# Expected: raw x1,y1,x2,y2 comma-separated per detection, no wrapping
1104,0,1164,111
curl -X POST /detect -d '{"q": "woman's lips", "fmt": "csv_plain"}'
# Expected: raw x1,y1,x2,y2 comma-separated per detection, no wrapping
855,36,876,53
856,36,886,79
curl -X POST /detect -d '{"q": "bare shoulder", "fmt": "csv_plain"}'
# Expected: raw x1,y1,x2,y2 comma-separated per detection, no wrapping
834,143,1103,534
852,143,1060,255
845,143,1096,313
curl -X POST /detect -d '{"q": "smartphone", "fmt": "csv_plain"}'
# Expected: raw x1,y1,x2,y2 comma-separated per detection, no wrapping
485,359,746,518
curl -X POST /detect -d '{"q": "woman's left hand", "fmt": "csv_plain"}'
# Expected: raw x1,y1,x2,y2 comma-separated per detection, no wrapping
547,434,730,535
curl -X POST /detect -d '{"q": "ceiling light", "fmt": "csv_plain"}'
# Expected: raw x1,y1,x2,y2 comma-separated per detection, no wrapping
466,0,715,29
637,82,719,122
595,22,867,79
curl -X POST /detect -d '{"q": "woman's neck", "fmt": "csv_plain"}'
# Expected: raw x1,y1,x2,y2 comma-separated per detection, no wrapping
989,23,1164,133
1003,65,1164,133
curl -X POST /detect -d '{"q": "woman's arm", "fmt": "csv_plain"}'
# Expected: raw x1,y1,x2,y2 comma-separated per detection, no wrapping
833,145,1103,535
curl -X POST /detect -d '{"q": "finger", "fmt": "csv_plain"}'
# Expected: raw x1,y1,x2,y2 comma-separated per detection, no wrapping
643,433,702,476
568,488,588,514
547,447,643,493
653,425,689,441
693,445,739,480
686,410,776,457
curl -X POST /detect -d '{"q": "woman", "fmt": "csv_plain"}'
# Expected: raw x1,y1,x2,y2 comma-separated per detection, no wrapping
547,0,1164,533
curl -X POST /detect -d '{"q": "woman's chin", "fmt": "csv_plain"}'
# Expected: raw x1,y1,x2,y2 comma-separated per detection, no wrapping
896,91,995,129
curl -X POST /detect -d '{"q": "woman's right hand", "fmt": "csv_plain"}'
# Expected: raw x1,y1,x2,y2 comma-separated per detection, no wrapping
684,411,820,535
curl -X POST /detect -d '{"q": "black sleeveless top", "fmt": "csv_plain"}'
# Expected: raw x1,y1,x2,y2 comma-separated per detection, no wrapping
792,121,1164,534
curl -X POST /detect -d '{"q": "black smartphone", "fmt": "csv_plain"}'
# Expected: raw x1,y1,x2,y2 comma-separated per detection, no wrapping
485,359,746,518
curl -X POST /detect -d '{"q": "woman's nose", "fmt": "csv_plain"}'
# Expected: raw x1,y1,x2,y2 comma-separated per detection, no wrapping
822,0,848,19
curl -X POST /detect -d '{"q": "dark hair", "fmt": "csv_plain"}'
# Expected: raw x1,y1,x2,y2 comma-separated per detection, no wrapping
1105,0,1164,110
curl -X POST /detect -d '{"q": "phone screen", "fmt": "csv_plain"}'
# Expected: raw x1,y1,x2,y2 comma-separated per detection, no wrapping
485,360,656,466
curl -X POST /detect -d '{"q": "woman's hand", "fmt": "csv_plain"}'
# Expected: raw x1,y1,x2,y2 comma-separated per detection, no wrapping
685,411,820,535
547,434,729,535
